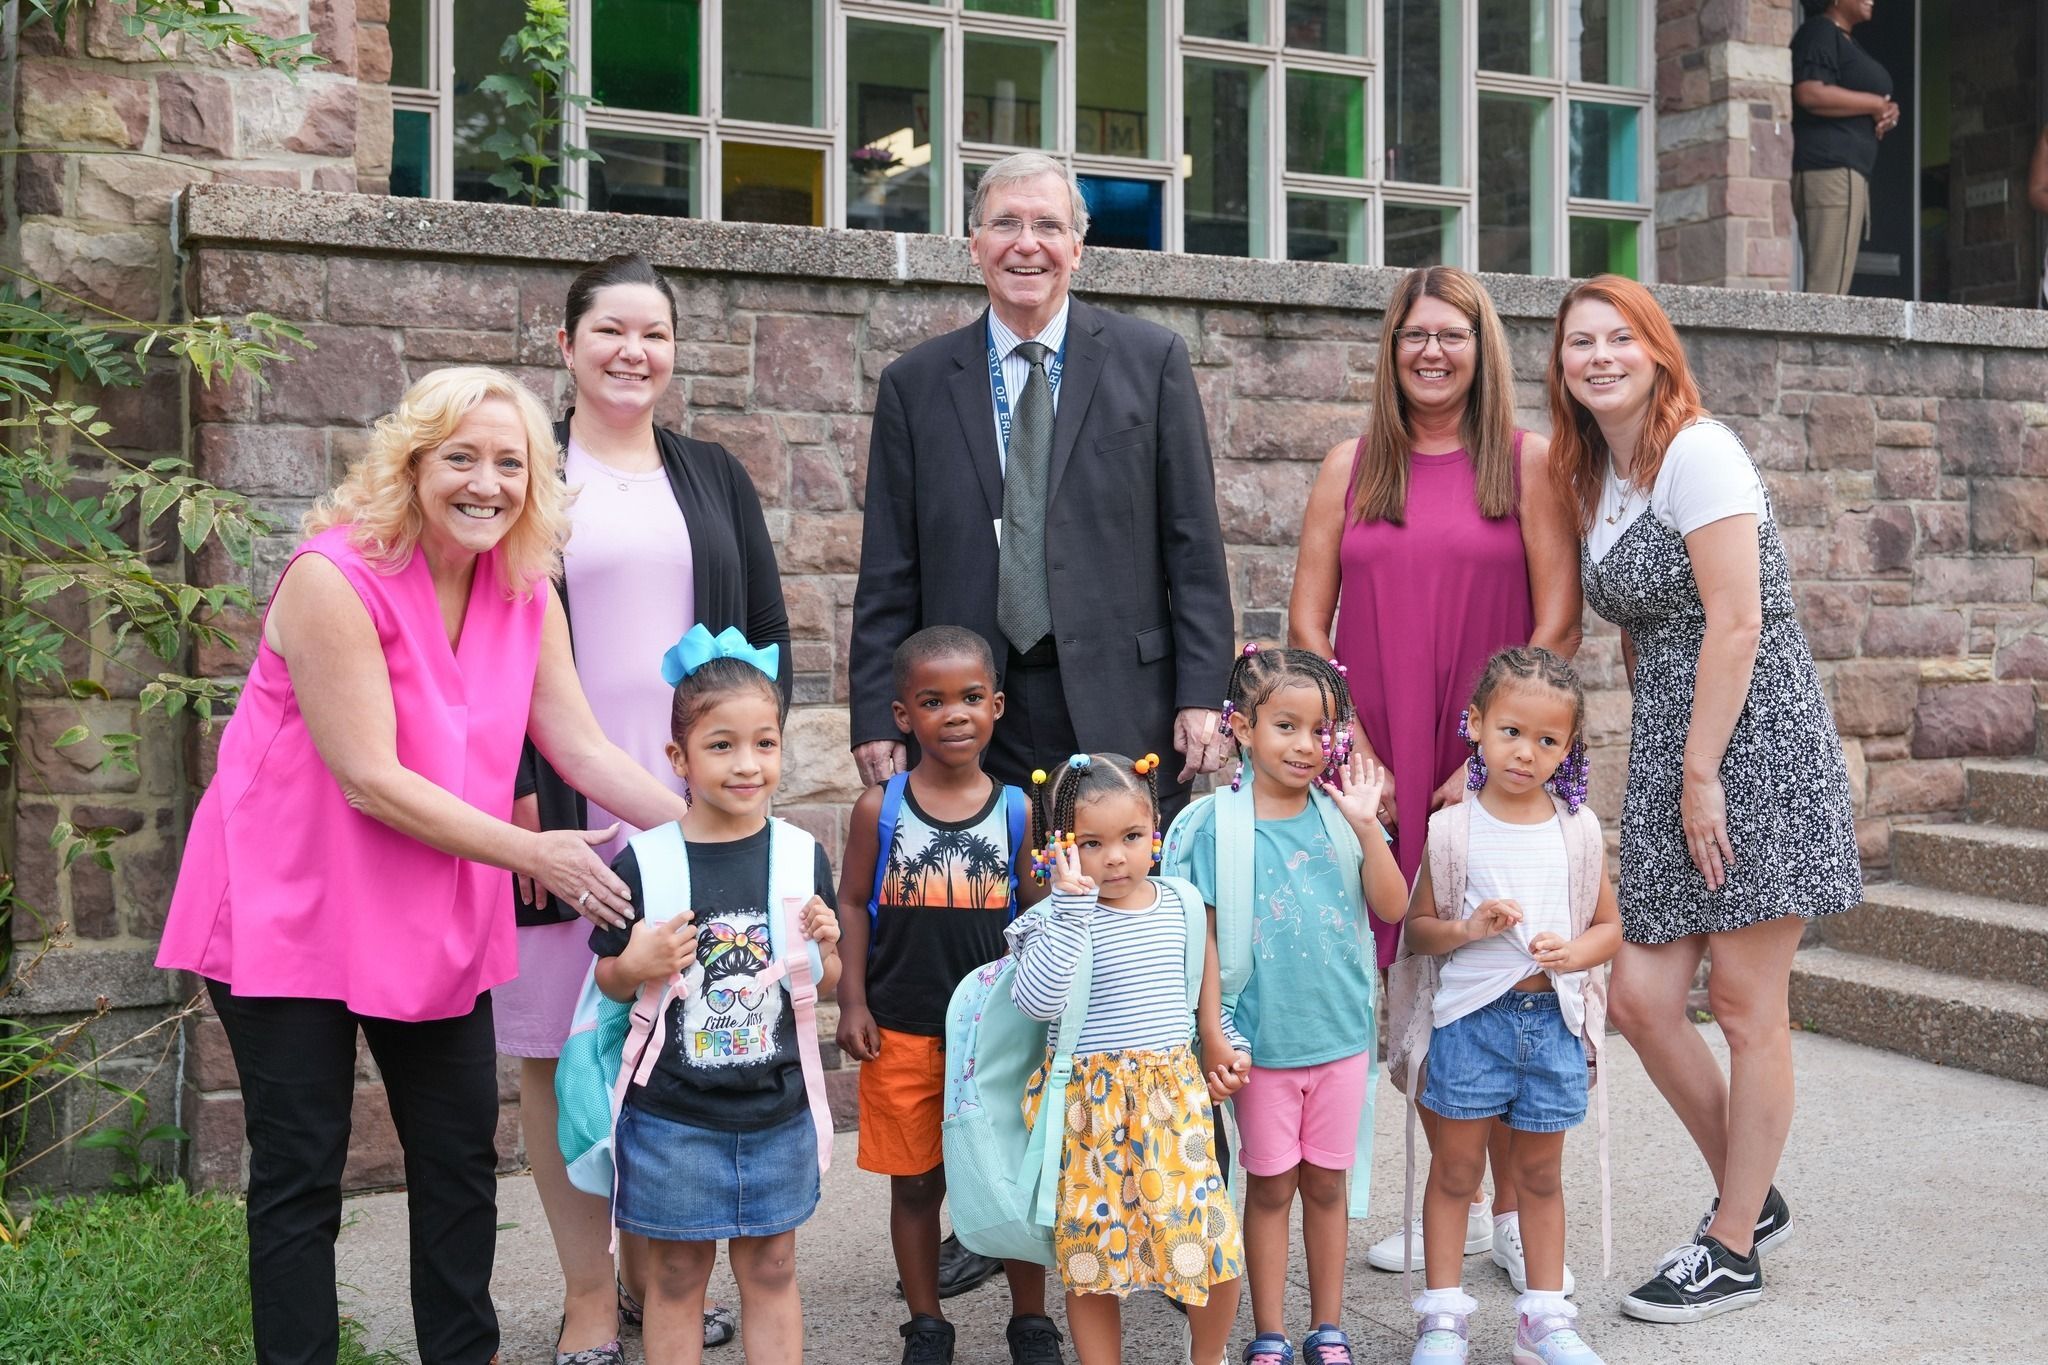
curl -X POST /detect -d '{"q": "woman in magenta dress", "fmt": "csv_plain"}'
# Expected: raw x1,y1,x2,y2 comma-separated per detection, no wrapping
1288,265,1582,1279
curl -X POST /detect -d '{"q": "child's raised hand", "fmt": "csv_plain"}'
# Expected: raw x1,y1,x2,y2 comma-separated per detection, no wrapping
1318,749,1390,829
797,894,840,950
1528,931,1577,973
1048,836,1096,898
621,910,696,985
1206,1050,1252,1103
1468,897,1523,941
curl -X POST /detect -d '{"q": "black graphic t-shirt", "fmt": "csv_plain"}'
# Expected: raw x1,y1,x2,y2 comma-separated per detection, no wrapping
588,825,835,1133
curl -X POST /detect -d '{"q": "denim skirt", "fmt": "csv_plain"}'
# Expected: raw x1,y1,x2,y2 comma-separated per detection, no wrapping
613,1101,821,1242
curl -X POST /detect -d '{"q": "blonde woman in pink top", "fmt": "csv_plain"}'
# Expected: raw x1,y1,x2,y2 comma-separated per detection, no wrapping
157,367,692,1365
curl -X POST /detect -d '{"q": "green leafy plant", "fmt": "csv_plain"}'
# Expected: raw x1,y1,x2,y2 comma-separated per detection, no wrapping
478,0,601,206
17,0,323,71
75,1092,186,1193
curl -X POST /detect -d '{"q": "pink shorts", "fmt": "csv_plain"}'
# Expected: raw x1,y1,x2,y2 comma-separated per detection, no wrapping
1233,1052,1372,1175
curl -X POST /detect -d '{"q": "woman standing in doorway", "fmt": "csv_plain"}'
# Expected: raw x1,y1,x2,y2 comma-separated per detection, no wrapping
1790,0,1899,294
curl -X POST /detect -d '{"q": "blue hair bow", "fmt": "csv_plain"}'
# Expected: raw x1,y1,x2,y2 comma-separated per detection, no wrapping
660,624,780,687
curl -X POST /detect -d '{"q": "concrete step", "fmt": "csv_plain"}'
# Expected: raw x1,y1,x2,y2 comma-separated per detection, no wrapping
1968,758,2048,832
1891,822,2048,907
1788,946,2048,1088
1820,882,2048,991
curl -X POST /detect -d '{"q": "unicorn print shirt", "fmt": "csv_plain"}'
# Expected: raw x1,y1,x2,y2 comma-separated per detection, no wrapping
588,824,837,1132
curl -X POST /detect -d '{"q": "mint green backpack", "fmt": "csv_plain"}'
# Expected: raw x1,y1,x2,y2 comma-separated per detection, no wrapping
938,876,1207,1266
1160,779,1379,1218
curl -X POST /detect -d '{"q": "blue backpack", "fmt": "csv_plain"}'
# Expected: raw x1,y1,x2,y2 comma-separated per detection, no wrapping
865,773,1031,934
938,876,1207,1266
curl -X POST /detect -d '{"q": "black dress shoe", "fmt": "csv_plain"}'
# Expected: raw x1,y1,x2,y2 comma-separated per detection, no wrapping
895,1232,1006,1300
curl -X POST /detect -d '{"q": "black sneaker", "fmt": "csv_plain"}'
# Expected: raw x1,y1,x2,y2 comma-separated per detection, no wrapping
1619,1235,1763,1323
900,1314,956,1365
1006,1313,1066,1365
1692,1184,1792,1255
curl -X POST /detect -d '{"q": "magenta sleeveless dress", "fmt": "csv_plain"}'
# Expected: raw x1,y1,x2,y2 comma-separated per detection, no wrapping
157,526,546,1022
1334,434,1534,967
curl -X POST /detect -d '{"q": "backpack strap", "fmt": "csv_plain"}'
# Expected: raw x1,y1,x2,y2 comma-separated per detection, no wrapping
1553,797,1611,1276
760,819,832,1176
866,773,910,939
1211,785,1255,1005
1153,875,1209,1012
1029,911,1093,1229
1003,784,1030,918
620,822,692,1096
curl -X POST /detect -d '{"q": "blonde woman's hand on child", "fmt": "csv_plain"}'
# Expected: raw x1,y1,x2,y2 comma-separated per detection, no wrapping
1048,837,1096,898
1317,749,1390,834
619,909,697,986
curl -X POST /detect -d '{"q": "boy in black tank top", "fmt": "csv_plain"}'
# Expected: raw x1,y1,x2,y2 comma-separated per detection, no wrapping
836,627,1061,1365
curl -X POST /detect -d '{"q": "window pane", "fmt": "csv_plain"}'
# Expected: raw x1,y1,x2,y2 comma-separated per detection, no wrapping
723,142,823,226
1076,0,1160,158
1384,0,1458,186
1570,0,1638,87
1186,0,1261,43
588,132,698,217
847,21,943,233
1569,101,1638,202
453,0,543,203
1477,93,1554,274
1477,0,1552,76
592,0,699,116
1284,0,1363,55
1079,174,1165,250
388,0,429,88
963,162,992,233
1384,201,1457,269
391,108,432,197
968,0,1054,14
1286,69,1365,178
1183,59,1265,256
725,0,820,126
964,34,1055,149
1569,216,1639,278
1286,195,1366,263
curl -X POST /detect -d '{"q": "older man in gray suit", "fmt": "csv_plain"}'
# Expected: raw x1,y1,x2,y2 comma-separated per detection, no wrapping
850,152,1235,814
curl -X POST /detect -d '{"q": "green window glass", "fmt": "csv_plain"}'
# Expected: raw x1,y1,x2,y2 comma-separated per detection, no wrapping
723,142,823,226
1384,0,1459,186
1570,0,1639,87
1286,195,1366,263
1569,217,1639,278
1183,59,1264,256
1076,0,1160,159
1284,0,1363,56
725,0,821,126
1384,202,1457,268
1286,69,1365,178
453,0,541,203
1477,93,1553,274
964,34,1055,149
588,132,699,218
967,0,1055,15
388,0,430,88
1185,0,1260,43
846,21,943,233
1477,0,1552,77
591,0,699,116
391,108,432,197
1569,101,1638,202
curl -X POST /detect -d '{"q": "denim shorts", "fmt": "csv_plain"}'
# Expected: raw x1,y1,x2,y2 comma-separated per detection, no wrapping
613,1101,820,1242
1419,990,1587,1134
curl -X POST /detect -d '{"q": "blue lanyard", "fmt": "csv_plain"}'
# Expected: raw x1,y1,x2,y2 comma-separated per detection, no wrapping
987,323,1065,456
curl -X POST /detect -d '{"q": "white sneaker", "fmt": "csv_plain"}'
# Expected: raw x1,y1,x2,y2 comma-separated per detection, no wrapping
1367,1207,1493,1271
1490,1215,1576,1295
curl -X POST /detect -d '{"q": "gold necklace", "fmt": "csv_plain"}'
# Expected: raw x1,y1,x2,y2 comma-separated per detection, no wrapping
1605,470,1636,525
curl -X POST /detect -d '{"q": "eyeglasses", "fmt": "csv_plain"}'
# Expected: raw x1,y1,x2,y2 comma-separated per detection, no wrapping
1392,327,1476,352
980,216,1073,241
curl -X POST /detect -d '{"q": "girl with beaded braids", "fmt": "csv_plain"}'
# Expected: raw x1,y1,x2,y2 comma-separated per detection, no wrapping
1157,645,1408,1365
1381,646,1621,1365
1008,752,1245,1364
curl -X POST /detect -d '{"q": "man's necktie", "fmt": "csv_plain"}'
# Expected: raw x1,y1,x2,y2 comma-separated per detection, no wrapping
997,340,1054,653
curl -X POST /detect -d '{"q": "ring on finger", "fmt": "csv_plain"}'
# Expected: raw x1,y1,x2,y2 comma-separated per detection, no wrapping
577,890,591,908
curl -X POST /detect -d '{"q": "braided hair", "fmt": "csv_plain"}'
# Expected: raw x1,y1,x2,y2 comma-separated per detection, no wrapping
1221,643,1358,784
1464,645,1589,810
1028,752,1164,882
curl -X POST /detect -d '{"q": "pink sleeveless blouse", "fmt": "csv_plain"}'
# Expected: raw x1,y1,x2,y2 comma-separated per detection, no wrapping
157,526,547,1022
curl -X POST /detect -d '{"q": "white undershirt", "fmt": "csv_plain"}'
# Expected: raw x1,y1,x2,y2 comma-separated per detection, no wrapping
1584,418,1769,563
1434,800,1585,1036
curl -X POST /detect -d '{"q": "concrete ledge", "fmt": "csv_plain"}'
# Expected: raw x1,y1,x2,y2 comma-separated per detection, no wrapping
180,185,2048,352
2,946,187,1013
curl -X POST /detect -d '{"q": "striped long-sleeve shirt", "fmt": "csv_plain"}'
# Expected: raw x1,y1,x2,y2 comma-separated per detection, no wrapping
1008,881,1249,1055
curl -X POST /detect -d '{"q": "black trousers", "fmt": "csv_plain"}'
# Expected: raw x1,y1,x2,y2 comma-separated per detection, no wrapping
208,980,500,1365
988,647,1191,823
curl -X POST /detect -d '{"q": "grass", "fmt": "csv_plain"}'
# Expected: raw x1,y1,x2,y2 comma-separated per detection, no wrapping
0,1183,401,1364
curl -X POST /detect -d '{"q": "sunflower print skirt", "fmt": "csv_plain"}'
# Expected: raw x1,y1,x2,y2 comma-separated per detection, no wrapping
1021,1044,1244,1304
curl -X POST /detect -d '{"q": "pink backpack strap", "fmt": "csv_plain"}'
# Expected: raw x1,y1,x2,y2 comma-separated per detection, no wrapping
758,890,834,1177
1554,797,1613,1276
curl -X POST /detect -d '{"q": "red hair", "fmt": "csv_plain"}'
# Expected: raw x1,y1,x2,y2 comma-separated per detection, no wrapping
1545,275,1706,533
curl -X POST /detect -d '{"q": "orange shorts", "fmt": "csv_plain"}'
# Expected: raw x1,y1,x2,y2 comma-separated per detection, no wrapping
856,1027,947,1176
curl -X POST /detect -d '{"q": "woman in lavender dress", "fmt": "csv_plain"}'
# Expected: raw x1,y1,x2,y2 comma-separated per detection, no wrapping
496,253,789,1363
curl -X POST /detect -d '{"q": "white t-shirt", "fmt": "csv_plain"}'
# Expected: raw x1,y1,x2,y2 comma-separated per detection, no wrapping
1434,800,1586,1036
1584,418,1768,563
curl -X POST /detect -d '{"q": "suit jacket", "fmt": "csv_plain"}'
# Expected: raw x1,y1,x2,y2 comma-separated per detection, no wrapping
515,417,790,925
851,297,1234,773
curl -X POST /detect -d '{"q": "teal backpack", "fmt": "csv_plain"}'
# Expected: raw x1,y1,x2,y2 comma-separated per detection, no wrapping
1159,778,1380,1218
938,875,1207,1266
555,818,833,1201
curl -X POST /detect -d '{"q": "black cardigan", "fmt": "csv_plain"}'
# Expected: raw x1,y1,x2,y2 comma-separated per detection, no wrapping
514,416,791,925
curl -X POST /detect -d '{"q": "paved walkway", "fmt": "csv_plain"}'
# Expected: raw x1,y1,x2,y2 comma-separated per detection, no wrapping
336,1027,2047,1364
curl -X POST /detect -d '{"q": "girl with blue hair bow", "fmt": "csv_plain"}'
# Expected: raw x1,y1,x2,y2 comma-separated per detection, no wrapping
584,625,841,1365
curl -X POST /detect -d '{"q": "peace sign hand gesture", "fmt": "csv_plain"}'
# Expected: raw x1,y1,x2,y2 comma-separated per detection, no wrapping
1048,836,1096,899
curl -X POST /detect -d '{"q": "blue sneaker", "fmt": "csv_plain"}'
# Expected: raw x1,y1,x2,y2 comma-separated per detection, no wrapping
1512,1312,1604,1365
1301,1324,1354,1365
1242,1333,1293,1365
